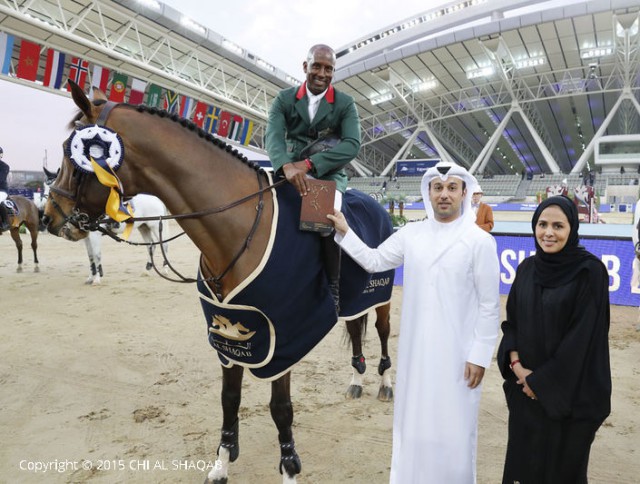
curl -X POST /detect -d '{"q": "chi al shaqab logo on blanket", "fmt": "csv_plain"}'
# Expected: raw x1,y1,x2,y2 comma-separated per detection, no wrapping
209,315,256,341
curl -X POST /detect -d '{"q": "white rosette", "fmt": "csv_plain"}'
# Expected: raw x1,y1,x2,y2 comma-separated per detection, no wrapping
65,125,124,173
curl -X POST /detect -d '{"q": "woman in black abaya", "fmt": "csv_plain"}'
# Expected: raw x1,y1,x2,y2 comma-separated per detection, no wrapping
497,195,611,484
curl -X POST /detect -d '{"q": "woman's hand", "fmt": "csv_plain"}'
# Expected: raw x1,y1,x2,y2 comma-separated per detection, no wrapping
515,367,537,400
327,210,349,236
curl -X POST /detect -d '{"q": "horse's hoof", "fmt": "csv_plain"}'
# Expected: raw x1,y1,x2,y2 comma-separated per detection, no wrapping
16,266,23,273
204,477,227,484
377,385,394,402
345,384,363,399
204,476,227,484
34,265,40,273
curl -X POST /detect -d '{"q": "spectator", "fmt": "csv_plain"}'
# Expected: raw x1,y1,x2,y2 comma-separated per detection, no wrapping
497,195,611,483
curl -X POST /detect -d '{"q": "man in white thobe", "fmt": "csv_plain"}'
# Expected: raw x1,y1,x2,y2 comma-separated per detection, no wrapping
329,162,500,483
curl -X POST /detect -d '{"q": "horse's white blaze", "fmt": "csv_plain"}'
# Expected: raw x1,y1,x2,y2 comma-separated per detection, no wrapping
208,448,229,481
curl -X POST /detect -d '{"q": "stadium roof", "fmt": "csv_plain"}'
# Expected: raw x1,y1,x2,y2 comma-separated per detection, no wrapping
1,0,639,177
332,0,640,177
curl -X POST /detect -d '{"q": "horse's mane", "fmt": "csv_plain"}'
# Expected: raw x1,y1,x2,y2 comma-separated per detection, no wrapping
68,100,263,173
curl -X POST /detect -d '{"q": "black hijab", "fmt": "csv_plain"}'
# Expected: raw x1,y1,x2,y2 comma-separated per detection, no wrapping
531,195,597,287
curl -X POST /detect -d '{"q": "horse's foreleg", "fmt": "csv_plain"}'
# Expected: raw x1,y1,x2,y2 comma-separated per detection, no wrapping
85,234,101,285
345,316,367,399
29,228,39,272
270,372,300,482
206,365,243,484
10,229,23,272
374,304,393,402
145,245,154,272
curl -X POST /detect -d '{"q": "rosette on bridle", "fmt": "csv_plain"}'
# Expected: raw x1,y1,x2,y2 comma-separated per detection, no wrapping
65,125,134,238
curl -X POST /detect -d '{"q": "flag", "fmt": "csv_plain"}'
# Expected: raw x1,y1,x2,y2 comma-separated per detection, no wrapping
91,65,110,93
16,39,40,81
229,114,243,141
66,57,89,91
192,101,208,127
179,95,195,119
217,110,232,137
203,106,220,134
128,78,147,105
43,49,66,89
146,83,163,107
239,119,255,146
109,72,128,102
0,32,14,75
163,89,179,113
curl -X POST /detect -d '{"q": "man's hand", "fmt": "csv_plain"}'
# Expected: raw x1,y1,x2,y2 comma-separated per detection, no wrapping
464,362,485,389
327,210,349,236
282,161,310,196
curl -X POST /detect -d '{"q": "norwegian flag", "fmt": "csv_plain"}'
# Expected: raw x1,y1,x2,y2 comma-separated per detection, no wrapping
67,57,89,91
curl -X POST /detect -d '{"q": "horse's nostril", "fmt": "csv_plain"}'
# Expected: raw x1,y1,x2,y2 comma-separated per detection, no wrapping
41,215,51,226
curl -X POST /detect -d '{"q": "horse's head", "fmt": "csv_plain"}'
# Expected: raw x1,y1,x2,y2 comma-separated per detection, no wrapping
43,82,115,240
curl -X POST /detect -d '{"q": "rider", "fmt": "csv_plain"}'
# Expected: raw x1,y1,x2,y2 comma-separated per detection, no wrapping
265,44,362,314
0,146,11,232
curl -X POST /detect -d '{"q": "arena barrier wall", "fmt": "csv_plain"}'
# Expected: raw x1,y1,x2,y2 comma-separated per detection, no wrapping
392,233,639,307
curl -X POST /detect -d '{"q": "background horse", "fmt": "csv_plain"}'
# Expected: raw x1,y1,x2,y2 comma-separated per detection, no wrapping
82,194,170,285
43,82,394,484
43,170,170,285
1,195,40,272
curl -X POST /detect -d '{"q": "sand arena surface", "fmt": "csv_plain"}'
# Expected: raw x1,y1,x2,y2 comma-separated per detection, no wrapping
1,225,638,483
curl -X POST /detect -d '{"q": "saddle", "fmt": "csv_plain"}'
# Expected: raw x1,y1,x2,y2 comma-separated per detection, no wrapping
1,198,17,216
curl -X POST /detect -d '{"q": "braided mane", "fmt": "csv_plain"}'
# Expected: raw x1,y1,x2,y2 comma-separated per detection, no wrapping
69,100,263,173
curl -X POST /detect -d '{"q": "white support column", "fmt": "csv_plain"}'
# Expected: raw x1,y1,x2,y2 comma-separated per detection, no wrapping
514,105,561,174
380,129,421,177
470,109,513,174
570,89,630,174
422,125,454,165
350,159,373,177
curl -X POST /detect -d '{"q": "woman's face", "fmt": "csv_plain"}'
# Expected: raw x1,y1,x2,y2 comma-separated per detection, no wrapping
535,205,571,254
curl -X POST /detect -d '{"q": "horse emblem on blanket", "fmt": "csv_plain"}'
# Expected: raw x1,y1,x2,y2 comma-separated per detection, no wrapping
198,179,395,380
210,315,257,341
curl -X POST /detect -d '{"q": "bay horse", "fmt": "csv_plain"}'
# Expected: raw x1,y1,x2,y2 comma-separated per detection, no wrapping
43,81,394,483
1,195,40,272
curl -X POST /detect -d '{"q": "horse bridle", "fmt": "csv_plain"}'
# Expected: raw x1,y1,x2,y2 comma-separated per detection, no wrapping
50,101,285,296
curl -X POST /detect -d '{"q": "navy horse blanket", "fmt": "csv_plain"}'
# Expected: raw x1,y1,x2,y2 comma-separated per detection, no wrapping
197,178,395,380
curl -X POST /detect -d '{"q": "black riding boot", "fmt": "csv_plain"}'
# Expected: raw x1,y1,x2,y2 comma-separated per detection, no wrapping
0,204,9,232
321,235,341,315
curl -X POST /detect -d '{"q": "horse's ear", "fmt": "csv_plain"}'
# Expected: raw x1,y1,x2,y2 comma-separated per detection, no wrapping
91,87,108,101
43,167,58,183
68,80,93,118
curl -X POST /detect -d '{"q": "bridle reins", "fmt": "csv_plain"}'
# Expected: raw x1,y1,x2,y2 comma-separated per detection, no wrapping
51,101,285,296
